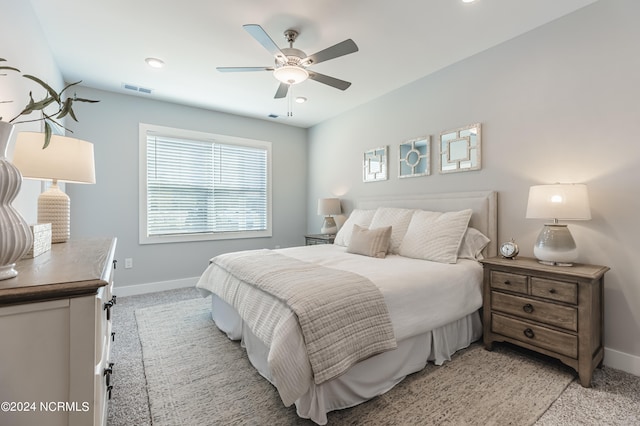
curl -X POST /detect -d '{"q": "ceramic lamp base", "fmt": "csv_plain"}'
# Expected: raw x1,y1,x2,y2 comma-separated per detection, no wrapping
38,182,70,243
0,121,33,280
533,224,578,266
320,216,337,235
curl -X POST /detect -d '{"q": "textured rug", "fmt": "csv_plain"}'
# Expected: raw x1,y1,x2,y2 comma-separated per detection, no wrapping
136,297,575,425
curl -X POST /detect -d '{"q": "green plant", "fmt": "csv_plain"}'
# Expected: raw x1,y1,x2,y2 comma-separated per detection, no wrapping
1,58,99,148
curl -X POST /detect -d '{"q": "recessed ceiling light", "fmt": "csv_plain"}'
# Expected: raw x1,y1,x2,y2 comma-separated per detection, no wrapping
462,0,476,3
295,97,307,104
145,57,165,68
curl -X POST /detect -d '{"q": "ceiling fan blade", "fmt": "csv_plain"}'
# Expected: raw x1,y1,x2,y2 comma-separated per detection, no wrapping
304,39,358,66
308,71,352,91
216,66,274,72
274,83,289,99
243,24,287,62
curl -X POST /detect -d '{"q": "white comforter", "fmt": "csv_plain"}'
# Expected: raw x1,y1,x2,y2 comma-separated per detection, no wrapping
279,245,483,340
196,244,483,409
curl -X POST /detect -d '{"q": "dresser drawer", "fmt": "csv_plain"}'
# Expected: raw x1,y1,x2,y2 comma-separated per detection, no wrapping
492,313,578,358
491,291,577,331
531,277,577,304
490,270,528,294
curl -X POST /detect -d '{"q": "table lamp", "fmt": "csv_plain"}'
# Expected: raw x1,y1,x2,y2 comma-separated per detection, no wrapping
317,198,341,234
525,183,591,266
13,132,96,243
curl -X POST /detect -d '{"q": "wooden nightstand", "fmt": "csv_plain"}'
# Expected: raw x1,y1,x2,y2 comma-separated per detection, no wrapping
305,234,335,245
480,256,609,387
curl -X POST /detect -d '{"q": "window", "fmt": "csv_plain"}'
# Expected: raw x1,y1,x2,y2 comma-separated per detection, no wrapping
139,123,272,244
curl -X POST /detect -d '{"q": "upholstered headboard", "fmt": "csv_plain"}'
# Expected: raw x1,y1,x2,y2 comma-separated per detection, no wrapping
355,191,498,258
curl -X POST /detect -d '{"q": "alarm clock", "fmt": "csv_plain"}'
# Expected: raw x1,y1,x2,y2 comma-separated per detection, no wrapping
499,239,519,259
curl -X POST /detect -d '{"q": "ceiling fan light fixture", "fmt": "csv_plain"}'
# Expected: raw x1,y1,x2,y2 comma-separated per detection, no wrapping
274,65,309,85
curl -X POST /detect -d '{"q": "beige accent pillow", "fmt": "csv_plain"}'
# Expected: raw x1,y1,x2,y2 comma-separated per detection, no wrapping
458,227,491,260
369,207,415,254
398,209,473,263
346,225,392,258
334,209,376,247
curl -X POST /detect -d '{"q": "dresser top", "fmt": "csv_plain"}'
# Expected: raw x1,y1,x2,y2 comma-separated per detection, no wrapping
0,238,117,306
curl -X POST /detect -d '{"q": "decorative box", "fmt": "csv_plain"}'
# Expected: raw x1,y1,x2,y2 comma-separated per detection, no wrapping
23,223,52,259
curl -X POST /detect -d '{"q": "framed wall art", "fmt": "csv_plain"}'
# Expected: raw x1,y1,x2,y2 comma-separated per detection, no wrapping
399,136,430,178
363,146,388,182
439,123,481,174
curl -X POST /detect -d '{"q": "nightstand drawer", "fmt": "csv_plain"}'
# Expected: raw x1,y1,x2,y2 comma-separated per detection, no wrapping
492,313,578,358
490,270,528,294
305,234,335,245
491,291,577,331
531,277,577,304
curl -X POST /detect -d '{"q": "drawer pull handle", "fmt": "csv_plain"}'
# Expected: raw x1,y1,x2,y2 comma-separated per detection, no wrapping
549,289,557,294
523,328,535,339
523,303,534,314
104,301,113,321
503,280,511,285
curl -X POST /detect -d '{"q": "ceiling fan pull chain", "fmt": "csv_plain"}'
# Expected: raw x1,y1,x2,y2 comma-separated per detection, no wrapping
287,85,294,117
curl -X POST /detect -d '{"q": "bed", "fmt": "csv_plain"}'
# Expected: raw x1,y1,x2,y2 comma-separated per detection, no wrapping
196,191,497,425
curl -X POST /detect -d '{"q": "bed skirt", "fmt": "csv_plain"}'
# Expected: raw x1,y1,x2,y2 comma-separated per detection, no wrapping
210,295,482,425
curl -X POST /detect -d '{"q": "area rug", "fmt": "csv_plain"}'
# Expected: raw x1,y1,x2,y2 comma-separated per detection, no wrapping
136,297,575,425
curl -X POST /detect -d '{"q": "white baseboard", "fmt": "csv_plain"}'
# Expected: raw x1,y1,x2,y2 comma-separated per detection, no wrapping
113,276,198,297
604,347,640,377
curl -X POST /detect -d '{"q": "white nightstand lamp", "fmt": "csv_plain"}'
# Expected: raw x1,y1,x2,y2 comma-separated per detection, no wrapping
317,198,341,235
13,132,96,243
526,184,591,266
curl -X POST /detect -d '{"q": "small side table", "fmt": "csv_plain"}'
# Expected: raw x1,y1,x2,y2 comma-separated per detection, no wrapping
305,234,335,245
481,256,609,387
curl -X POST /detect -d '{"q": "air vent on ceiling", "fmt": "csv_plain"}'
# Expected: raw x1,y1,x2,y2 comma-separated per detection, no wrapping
268,114,279,119
122,83,153,94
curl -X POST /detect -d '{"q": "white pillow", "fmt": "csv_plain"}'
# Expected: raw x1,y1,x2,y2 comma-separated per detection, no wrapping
398,209,473,263
346,225,392,258
369,207,416,254
333,209,375,246
457,227,491,260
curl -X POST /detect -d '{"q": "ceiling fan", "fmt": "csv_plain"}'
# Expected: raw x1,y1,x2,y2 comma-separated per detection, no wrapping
217,24,359,99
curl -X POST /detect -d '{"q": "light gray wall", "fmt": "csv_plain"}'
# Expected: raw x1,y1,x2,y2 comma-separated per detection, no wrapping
66,87,308,287
307,0,640,363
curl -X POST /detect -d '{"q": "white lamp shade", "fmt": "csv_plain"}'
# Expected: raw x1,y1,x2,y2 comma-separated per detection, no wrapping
317,198,341,216
526,184,591,221
13,132,96,184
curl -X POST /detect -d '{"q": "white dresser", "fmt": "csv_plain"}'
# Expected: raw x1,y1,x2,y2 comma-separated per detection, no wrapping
0,238,117,426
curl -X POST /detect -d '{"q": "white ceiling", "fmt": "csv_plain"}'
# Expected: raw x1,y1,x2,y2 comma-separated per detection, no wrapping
28,0,598,128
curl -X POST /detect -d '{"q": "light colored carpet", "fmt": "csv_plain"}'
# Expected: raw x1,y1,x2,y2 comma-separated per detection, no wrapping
136,297,576,425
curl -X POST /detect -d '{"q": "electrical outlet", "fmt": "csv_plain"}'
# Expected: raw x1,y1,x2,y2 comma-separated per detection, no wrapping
124,258,133,269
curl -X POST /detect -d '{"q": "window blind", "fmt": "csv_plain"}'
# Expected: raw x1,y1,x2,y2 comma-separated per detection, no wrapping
146,134,268,237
